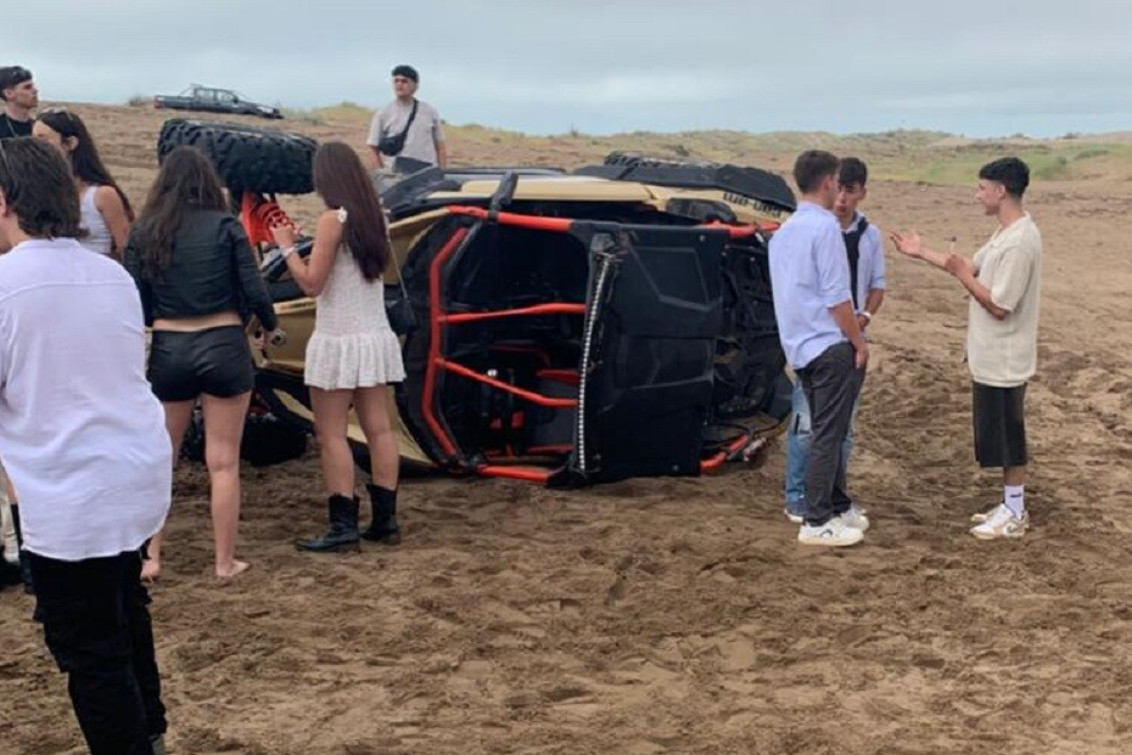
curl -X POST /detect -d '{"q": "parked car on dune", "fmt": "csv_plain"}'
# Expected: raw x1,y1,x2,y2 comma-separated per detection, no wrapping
153,85,282,119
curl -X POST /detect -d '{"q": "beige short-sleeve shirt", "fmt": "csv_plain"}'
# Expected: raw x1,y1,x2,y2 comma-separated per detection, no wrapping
967,213,1042,387
366,98,444,168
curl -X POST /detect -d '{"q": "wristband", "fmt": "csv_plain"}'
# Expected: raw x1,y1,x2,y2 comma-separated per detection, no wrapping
860,311,873,323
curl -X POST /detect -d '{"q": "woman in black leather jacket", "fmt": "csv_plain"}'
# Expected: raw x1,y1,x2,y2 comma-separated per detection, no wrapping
125,146,278,582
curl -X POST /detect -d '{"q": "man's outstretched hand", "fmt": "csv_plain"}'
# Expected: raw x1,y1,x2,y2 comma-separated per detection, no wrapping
890,230,923,259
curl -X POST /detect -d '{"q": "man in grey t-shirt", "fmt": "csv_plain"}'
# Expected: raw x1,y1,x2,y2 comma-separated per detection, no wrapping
366,64,446,172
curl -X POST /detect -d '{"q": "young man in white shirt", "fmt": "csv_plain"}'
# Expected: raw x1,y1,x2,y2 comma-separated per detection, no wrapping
769,151,870,547
0,137,172,754
784,157,886,523
892,157,1041,540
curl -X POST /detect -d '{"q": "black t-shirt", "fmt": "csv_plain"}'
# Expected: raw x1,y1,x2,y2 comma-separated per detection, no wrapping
0,113,33,140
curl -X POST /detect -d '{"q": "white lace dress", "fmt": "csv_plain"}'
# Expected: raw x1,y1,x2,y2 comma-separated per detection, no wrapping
304,213,405,389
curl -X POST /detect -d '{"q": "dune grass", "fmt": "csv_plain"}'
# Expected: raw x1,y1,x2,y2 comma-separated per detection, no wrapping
207,100,1132,185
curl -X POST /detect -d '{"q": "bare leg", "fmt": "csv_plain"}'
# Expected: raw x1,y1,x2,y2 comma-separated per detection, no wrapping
354,385,398,490
144,400,195,582
310,388,357,496
0,462,15,564
200,392,252,580
1004,465,1026,486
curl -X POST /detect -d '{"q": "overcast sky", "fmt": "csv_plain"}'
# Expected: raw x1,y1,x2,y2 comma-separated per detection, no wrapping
7,0,1132,137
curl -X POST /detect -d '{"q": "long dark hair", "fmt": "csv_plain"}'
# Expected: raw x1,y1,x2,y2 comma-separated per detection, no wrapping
312,141,390,280
36,108,134,220
134,146,229,279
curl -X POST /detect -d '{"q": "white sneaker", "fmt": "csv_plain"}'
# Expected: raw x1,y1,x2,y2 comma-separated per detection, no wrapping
798,517,864,547
840,504,870,532
784,508,804,524
970,505,1030,527
969,504,1027,540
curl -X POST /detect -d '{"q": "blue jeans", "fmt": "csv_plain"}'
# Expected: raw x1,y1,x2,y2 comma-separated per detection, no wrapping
785,377,859,518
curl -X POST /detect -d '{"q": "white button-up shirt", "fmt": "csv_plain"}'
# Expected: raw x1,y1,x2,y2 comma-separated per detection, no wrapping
769,202,853,370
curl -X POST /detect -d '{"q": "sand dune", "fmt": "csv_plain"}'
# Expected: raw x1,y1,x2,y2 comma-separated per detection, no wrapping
2,104,1131,754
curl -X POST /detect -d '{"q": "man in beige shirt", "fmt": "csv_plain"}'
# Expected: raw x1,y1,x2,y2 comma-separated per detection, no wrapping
891,158,1041,540
366,64,447,173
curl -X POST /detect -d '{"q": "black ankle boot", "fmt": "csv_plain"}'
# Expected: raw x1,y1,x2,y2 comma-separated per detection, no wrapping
360,484,401,544
10,504,33,594
297,494,360,552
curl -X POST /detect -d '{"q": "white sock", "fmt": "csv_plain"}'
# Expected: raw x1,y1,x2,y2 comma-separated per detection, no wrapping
1004,485,1025,518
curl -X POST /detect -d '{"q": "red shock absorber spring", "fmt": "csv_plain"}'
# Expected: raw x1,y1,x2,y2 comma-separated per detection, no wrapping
239,192,297,247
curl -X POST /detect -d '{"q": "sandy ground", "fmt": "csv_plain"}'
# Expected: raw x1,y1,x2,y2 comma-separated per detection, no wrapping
3,106,1132,754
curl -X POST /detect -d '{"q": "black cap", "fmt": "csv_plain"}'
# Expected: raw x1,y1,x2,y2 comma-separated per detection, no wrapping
0,66,32,99
391,65,419,83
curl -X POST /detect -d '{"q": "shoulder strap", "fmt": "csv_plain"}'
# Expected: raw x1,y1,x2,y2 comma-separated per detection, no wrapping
396,99,419,139
381,208,408,296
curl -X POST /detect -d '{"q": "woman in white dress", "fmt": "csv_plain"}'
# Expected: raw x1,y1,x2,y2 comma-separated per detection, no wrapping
33,108,133,260
271,141,406,552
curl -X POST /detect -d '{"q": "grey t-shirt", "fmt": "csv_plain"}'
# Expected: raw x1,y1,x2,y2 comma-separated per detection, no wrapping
366,98,444,168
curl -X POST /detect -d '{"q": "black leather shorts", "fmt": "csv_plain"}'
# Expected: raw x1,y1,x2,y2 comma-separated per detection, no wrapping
148,326,254,402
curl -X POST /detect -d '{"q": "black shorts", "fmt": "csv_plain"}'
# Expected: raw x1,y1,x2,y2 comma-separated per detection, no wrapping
972,382,1028,468
148,326,254,402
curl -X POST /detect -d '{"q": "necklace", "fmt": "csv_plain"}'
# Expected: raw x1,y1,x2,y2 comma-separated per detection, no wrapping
3,114,26,139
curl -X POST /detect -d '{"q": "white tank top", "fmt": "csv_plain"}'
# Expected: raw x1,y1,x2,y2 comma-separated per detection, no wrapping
79,185,114,256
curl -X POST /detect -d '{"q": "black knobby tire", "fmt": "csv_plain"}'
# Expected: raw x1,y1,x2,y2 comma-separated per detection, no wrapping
157,119,317,195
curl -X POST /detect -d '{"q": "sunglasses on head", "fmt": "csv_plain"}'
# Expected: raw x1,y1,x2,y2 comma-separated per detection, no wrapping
40,106,74,120
0,66,31,90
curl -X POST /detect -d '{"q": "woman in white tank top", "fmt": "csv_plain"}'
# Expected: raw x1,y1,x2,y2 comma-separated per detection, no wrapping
79,184,114,256
33,108,133,260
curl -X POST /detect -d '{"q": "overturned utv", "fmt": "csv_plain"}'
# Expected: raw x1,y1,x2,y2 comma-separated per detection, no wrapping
158,121,795,485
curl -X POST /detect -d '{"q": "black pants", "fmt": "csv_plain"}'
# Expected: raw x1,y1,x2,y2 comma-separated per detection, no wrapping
796,342,864,526
28,550,165,755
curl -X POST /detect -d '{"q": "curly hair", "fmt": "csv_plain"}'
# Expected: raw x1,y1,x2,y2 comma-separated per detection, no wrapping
0,137,83,239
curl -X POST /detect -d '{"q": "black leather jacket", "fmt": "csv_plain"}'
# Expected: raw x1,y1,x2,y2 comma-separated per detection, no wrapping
124,209,278,331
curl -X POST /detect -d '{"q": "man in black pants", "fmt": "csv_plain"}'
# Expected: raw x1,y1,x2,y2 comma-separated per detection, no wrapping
0,137,172,754
769,151,870,546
